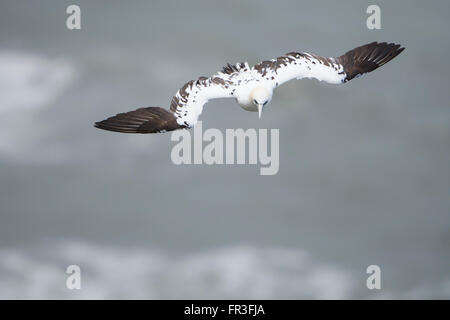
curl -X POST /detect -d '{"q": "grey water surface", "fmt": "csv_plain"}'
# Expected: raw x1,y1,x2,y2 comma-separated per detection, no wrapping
0,0,449,299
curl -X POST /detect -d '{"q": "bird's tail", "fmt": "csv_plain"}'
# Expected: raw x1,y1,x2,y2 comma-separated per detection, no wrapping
94,107,185,134
336,42,405,82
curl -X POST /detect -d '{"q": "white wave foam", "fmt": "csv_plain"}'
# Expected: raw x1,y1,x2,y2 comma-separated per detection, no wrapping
0,51,75,163
0,51,74,114
0,241,354,299
375,277,450,300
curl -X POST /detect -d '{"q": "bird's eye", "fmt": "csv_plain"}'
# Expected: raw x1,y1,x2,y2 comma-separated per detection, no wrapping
253,99,258,104
263,101,268,105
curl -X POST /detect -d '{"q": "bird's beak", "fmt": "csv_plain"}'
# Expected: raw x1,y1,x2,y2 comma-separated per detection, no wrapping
258,104,263,119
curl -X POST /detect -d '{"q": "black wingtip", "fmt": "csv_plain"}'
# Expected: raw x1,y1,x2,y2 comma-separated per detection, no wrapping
94,107,184,134
93,121,111,132
338,41,405,82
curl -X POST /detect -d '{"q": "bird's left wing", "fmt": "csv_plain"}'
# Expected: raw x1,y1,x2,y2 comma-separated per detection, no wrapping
253,42,404,87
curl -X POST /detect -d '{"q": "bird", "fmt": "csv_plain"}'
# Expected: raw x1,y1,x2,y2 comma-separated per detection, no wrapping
94,41,404,134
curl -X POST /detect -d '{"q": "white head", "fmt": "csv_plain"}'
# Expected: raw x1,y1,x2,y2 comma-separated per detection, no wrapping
250,87,272,119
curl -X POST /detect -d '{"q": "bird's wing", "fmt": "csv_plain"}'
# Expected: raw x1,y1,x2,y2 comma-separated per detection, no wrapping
253,42,404,87
95,63,248,133
169,65,244,127
94,106,183,133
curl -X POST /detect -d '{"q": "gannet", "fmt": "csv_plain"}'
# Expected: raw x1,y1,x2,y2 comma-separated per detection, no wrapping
94,42,404,134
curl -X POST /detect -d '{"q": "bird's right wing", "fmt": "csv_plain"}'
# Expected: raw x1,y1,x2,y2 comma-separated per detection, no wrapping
169,63,253,127
95,63,248,133
253,42,404,86
94,106,184,133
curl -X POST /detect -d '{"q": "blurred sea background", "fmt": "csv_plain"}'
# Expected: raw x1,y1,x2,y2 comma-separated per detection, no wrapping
0,0,449,299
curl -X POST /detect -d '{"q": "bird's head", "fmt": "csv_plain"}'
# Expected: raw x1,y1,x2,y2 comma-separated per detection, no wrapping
250,86,272,119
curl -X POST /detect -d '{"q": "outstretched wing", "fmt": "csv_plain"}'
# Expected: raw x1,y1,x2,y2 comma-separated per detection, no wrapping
94,64,248,133
94,107,184,133
253,42,404,86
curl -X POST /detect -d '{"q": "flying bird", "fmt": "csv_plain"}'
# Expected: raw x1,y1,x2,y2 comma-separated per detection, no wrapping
94,42,404,134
